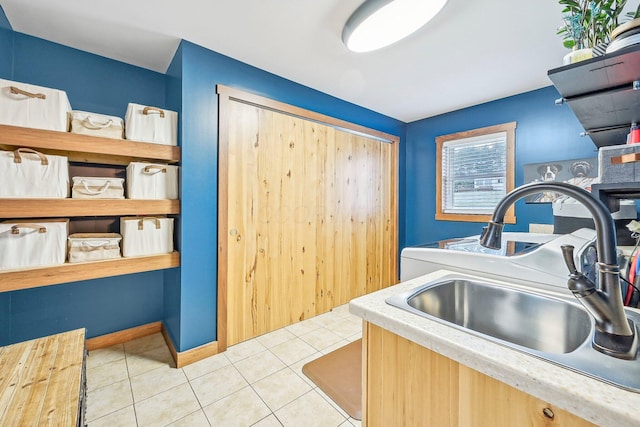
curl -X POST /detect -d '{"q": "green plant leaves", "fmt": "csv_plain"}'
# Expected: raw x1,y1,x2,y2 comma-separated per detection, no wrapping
626,4,640,19
557,0,630,48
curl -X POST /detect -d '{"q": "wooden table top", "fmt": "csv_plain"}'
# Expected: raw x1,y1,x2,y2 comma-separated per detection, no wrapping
0,328,85,426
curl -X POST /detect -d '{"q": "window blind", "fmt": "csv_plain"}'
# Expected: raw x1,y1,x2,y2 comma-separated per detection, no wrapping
441,131,507,214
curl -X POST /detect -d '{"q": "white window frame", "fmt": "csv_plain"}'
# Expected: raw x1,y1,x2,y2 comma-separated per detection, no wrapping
436,122,516,223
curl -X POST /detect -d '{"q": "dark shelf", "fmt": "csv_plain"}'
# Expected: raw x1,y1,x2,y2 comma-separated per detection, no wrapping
548,44,640,98
584,126,632,148
566,85,640,130
592,182,640,213
548,44,640,147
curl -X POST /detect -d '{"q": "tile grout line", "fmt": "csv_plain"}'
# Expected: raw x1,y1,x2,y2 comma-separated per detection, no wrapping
184,376,213,427
84,346,130,425
124,350,140,427
302,388,350,425
236,353,299,411
246,381,278,422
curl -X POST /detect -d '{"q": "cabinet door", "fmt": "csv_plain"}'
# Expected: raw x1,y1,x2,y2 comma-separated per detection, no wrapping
220,92,398,346
364,323,596,427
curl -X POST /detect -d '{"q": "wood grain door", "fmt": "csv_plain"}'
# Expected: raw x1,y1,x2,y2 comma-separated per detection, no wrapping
218,86,398,346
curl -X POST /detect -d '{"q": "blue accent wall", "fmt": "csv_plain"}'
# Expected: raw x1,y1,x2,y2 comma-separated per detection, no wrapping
0,28,12,79
0,3,11,343
8,272,164,343
0,5,11,30
163,43,183,348
404,86,598,248
0,9,12,79
166,40,404,351
0,293,9,344
11,33,166,118
0,30,170,345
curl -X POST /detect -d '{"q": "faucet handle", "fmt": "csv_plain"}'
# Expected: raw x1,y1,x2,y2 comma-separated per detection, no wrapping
561,245,579,275
562,244,597,296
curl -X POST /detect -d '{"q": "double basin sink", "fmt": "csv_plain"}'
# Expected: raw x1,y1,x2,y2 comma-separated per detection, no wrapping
386,275,640,392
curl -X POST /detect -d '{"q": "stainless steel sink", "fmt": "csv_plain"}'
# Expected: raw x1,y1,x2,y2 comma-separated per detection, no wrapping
405,278,591,354
386,275,640,392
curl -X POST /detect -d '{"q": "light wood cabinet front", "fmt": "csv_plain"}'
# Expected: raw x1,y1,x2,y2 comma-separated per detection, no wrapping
363,322,596,427
218,87,398,346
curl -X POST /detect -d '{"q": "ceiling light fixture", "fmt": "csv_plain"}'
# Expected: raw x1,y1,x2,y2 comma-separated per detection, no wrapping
342,0,448,53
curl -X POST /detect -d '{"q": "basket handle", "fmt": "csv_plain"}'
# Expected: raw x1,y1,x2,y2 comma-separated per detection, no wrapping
137,217,161,230
80,179,111,195
11,224,47,234
13,148,48,165
143,165,167,174
142,106,165,118
80,240,111,248
83,116,113,129
9,86,46,99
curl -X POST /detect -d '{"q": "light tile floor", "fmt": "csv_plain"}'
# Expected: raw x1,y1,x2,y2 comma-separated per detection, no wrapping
86,303,363,427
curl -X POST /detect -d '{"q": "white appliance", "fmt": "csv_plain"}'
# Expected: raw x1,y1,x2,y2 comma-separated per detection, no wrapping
400,229,598,291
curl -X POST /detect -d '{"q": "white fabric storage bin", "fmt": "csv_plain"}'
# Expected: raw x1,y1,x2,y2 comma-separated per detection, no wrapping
126,162,178,199
0,219,69,270
69,110,124,140
125,103,177,146
120,217,173,257
68,233,122,263
0,79,71,131
72,177,125,199
0,148,69,198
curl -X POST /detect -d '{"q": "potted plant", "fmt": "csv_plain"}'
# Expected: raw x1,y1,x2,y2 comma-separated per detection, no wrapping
557,0,628,63
606,4,640,52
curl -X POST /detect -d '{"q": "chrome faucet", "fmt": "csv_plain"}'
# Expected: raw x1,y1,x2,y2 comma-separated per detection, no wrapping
479,181,637,359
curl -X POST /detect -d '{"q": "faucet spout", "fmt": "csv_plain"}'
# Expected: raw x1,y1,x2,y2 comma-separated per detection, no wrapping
480,181,637,359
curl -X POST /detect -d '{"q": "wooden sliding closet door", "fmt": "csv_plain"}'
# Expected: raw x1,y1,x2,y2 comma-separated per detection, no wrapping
218,86,398,346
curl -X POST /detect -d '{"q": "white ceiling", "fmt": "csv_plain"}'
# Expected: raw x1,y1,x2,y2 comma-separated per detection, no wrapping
1,0,572,122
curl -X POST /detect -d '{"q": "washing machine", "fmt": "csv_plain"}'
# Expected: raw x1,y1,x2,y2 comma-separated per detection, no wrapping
400,228,598,291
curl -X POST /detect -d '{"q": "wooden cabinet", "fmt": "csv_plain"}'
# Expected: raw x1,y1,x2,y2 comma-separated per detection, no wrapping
0,124,181,292
363,322,595,427
0,329,86,426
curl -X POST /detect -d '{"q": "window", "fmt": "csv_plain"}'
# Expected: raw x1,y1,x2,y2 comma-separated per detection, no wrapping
436,122,516,223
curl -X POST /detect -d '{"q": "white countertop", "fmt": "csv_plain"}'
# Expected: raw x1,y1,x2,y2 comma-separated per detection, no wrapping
349,269,640,427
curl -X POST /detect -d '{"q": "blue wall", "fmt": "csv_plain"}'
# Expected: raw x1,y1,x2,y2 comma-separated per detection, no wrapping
0,4,12,78
165,40,405,351
0,27,11,78
11,34,166,118
8,272,164,343
163,43,183,349
404,86,598,247
0,0,8,341
0,5,10,30
0,293,9,344
0,29,172,345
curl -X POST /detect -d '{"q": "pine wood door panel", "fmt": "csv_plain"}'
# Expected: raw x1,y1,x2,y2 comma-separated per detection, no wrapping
220,87,398,345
